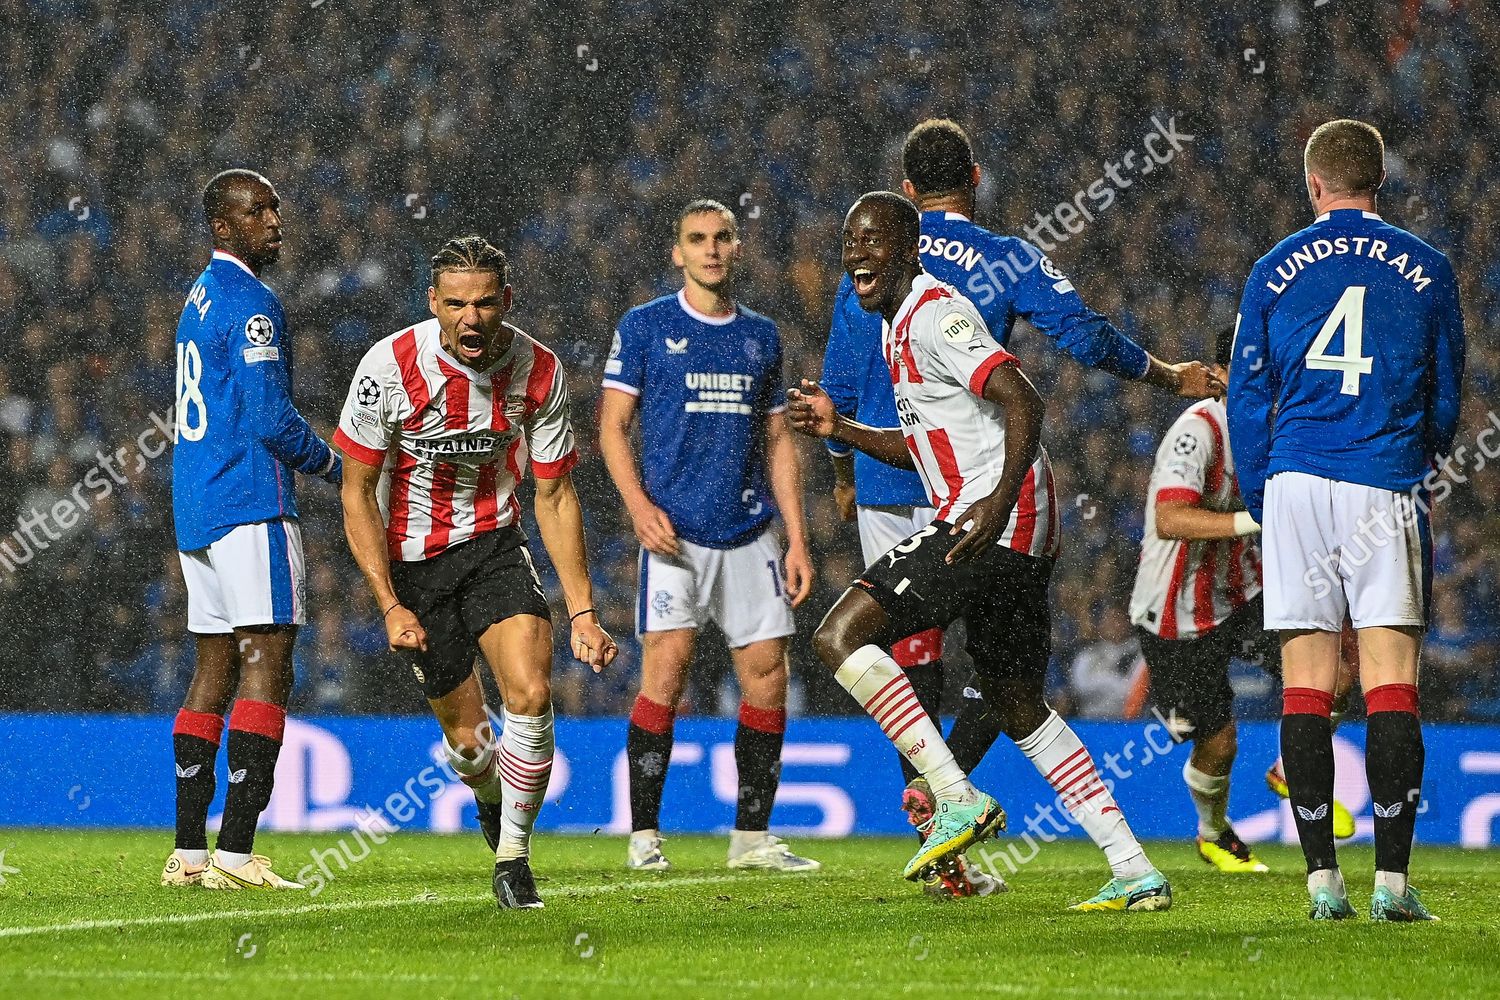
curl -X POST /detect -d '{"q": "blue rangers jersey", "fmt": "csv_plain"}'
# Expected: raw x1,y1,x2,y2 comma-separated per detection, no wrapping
172,250,337,551
1227,209,1465,523
604,289,785,549
822,210,1151,506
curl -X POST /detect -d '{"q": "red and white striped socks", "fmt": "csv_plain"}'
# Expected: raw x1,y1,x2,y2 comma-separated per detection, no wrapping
835,645,975,802
1017,711,1151,880
496,708,555,861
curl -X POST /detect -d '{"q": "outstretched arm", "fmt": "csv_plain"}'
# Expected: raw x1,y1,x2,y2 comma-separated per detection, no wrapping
787,379,916,470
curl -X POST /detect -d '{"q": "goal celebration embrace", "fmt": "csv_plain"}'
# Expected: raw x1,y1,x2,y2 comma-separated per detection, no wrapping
3,4,1497,996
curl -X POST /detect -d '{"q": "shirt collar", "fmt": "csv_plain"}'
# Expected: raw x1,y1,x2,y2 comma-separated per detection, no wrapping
211,249,256,277
1315,209,1383,223
677,288,737,326
431,323,523,382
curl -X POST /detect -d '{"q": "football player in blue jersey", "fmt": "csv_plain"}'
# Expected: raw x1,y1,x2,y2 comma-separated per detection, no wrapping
599,199,819,873
163,170,342,891
821,119,1221,896
1228,119,1465,922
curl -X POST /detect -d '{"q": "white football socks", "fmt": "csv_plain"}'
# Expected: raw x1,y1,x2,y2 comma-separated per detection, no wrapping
443,729,503,804
1017,711,1151,880
835,645,976,802
1182,758,1231,839
1375,869,1408,897
495,708,555,861
1309,867,1347,898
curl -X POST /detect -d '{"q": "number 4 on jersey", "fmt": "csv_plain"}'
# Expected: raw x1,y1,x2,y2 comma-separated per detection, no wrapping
1305,285,1373,396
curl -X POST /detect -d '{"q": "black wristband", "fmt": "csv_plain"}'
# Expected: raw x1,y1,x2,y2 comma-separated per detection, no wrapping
383,601,401,618
570,608,596,622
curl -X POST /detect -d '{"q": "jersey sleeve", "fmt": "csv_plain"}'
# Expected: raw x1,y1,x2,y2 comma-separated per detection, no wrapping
1151,410,1215,505
820,279,862,458
1428,256,1465,459
763,323,787,416
1226,267,1276,523
333,342,408,468
916,294,1020,396
231,298,336,477
1004,238,1151,380
601,312,645,397
528,357,579,479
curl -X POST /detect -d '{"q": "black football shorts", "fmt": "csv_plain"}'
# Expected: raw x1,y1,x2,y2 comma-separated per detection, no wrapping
1136,595,1276,739
390,526,552,700
854,521,1053,690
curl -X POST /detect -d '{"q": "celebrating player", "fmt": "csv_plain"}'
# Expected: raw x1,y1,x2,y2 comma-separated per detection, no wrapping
792,192,1171,911
165,169,342,890
335,235,617,909
1228,119,1465,921
1129,327,1272,873
599,199,819,873
821,118,1221,896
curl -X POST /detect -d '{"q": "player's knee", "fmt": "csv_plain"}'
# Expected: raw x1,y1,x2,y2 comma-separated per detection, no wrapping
812,600,871,668
505,679,552,716
998,699,1050,741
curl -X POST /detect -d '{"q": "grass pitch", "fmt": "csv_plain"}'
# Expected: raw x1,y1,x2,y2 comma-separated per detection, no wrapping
1,830,1496,999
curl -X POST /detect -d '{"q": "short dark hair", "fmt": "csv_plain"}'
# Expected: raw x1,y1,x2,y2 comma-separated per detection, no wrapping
854,190,921,249
1215,325,1235,369
675,198,736,240
1304,119,1385,196
202,168,272,225
902,119,976,196
430,234,508,287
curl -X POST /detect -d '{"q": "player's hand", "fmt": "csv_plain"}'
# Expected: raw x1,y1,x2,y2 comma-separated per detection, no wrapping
946,494,1014,564
385,605,427,652
570,614,619,673
629,500,680,557
833,480,856,522
787,379,837,438
1171,360,1224,399
784,543,815,608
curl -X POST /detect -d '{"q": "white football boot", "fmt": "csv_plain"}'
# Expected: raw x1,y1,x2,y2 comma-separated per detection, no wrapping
627,830,671,871
202,854,305,890
727,832,821,872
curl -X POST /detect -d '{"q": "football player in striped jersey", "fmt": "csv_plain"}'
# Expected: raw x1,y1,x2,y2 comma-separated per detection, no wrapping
1130,327,1271,872
792,192,1170,911
336,235,618,909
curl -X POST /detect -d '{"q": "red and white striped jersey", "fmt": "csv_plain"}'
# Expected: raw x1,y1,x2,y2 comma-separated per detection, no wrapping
883,273,1059,559
1130,398,1262,639
333,319,578,562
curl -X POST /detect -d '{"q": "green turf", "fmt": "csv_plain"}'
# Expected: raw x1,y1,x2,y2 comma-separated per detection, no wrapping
0,830,1496,999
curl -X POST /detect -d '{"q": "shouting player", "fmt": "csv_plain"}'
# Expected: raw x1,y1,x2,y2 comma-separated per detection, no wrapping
335,235,617,909
792,192,1171,912
599,199,818,873
165,169,342,890
1129,326,1272,872
822,118,1220,896
1228,119,1465,921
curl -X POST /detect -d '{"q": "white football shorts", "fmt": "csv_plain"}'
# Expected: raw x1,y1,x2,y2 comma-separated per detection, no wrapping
179,518,307,633
635,527,794,647
856,504,939,567
1262,471,1430,631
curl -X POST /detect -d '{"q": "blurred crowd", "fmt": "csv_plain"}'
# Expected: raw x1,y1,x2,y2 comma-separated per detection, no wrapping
0,0,1495,721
